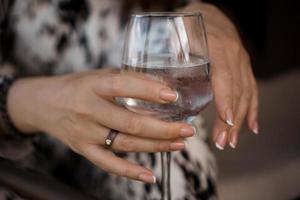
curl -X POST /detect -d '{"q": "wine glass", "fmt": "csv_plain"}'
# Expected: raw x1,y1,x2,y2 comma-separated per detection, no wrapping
119,12,212,200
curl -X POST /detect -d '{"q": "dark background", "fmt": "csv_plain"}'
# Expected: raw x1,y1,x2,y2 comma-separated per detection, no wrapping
204,0,300,78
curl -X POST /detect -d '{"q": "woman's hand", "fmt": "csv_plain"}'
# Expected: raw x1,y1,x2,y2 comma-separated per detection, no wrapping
7,69,196,183
184,3,259,149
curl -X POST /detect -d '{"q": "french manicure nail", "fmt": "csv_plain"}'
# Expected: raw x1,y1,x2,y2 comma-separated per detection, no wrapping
215,131,227,150
170,142,185,150
159,89,178,102
180,126,195,137
225,109,234,126
253,121,259,135
138,173,156,184
216,143,224,150
229,133,237,149
226,119,234,127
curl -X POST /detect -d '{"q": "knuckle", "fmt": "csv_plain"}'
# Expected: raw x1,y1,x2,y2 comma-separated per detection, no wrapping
165,125,177,139
98,162,110,172
126,116,143,134
63,115,85,140
155,142,164,152
70,98,91,119
69,142,84,155
70,141,91,157
120,166,130,177
110,74,124,94
119,136,135,152
95,155,115,173
71,122,84,135
144,85,156,100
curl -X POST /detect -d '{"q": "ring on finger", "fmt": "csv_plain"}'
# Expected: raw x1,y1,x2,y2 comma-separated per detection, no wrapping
105,129,119,149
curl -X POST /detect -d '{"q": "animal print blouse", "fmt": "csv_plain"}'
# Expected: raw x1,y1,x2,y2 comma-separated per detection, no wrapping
0,0,218,199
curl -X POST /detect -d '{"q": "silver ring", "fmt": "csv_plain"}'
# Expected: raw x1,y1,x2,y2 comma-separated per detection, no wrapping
105,129,119,149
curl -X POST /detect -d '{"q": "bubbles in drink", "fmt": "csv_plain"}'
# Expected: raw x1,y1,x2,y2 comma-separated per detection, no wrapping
119,56,213,121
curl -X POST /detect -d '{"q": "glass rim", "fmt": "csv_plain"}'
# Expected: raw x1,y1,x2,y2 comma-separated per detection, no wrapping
132,11,203,18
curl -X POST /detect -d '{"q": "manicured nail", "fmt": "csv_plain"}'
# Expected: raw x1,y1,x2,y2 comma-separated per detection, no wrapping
170,142,185,150
138,173,156,184
180,126,195,137
159,89,178,102
252,121,259,135
229,133,237,149
225,108,234,126
215,131,227,150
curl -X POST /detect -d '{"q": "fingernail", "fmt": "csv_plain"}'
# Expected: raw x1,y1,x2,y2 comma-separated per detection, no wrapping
215,131,227,150
138,173,156,184
229,133,237,149
170,142,185,150
225,109,234,126
252,121,259,135
180,126,195,137
159,89,178,102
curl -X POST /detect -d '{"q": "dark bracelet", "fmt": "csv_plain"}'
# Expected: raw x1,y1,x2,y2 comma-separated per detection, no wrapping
0,76,29,139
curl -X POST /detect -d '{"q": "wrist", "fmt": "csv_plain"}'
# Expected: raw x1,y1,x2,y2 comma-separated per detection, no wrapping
7,78,39,133
6,76,62,134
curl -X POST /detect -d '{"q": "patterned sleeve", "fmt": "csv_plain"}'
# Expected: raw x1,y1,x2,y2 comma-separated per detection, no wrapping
0,0,17,76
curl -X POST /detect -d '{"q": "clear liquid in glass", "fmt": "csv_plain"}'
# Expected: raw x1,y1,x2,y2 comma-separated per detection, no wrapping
120,56,212,121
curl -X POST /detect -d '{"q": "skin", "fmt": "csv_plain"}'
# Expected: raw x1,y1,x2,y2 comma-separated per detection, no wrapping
183,2,259,149
4,2,258,183
7,69,194,184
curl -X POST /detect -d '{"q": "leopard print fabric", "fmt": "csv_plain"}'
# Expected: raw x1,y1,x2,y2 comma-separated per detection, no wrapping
0,0,218,199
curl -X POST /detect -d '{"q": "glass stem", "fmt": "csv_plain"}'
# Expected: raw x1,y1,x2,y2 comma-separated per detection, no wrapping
161,152,171,200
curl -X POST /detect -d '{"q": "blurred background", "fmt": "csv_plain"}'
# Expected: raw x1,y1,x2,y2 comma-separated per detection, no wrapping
201,0,300,199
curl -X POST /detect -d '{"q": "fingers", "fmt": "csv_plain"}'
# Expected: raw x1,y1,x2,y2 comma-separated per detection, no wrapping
82,145,156,184
74,120,185,152
227,90,250,148
93,72,178,103
212,116,229,150
210,47,234,126
247,68,259,134
88,97,195,140
212,49,258,150
226,44,243,116
112,133,185,152
229,53,255,149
